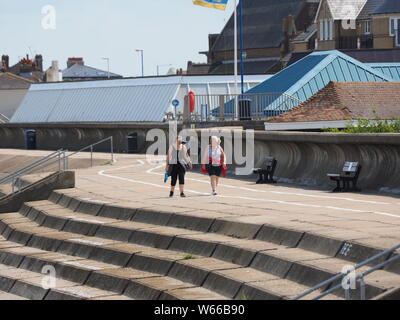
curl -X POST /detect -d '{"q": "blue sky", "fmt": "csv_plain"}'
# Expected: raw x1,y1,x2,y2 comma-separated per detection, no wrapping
0,0,235,77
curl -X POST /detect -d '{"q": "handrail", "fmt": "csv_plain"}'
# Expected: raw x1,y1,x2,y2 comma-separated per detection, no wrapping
63,136,114,168
0,149,64,185
291,243,400,300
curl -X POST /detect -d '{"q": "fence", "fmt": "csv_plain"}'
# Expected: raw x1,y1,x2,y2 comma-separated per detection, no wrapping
183,93,302,123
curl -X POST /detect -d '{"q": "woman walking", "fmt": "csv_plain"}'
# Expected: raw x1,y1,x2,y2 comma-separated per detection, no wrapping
202,136,226,196
165,136,192,198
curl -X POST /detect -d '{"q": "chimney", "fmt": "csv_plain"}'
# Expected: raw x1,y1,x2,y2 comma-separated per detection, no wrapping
1,55,9,70
34,54,43,72
46,60,61,82
67,57,84,68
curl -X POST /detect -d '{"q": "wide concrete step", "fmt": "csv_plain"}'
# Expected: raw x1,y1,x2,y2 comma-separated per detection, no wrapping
0,212,341,300
48,189,400,276
20,200,400,299
0,236,224,300
0,258,127,300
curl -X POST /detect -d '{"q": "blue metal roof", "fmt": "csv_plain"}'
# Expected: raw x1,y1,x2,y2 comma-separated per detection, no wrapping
367,63,400,80
247,50,393,110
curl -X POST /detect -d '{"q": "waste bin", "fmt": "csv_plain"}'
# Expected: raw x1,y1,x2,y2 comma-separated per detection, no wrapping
127,133,138,153
239,99,251,120
25,130,37,150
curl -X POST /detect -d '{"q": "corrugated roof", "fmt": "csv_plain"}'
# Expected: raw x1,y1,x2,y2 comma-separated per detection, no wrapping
373,0,400,14
10,75,268,123
247,50,393,110
62,63,122,79
210,0,307,52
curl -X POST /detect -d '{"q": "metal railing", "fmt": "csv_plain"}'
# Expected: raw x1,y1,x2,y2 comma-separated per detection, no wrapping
184,93,302,122
0,113,10,123
0,136,114,195
291,243,400,300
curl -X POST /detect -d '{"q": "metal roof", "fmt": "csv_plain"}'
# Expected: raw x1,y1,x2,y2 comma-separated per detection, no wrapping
10,75,268,123
62,63,122,79
247,50,393,106
367,63,400,80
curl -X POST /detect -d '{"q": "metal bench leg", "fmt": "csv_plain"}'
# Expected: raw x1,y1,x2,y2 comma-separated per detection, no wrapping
333,180,341,192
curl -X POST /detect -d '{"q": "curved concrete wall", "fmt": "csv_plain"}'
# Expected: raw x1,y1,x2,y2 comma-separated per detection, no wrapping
0,124,399,193
254,132,400,193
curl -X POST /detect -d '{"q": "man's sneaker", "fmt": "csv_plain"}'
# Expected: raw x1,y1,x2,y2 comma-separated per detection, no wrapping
180,193,186,198
212,191,218,196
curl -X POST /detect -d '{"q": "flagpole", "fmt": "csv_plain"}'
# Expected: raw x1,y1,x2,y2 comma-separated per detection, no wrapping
234,0,239,119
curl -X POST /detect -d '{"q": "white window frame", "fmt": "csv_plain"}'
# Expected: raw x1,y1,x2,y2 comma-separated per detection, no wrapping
364,20,371,35
320,20,324,41
324,19,329,41
390,18,398,37
329,19,333,40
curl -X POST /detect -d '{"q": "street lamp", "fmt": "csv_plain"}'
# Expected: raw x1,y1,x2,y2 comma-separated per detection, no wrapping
135,49,144,77
157,64,172,76
102,57,110,79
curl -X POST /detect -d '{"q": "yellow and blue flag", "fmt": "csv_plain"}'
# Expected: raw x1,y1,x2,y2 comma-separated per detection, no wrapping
193,0,228,11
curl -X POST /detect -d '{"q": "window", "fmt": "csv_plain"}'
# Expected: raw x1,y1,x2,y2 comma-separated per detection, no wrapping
390,18,398,36
320,20,324,41
324,19,329,40
329,20,333,40
364,20,371,34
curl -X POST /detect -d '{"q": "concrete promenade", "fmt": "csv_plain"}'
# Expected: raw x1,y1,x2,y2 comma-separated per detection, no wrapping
74,153,400,253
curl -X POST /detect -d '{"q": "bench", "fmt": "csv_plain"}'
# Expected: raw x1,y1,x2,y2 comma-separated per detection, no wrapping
327,162,362,192
253,157,277,184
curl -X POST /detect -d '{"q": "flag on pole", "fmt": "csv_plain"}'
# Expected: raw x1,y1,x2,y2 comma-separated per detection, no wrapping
193,0,228,10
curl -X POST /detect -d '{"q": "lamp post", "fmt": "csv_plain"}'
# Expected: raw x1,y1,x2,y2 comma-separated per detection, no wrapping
102,57,110,79
157,64,172,76
135,49,144,77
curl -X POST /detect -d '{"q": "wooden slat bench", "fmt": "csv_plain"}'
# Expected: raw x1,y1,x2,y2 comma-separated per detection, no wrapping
327,162,362,192
253,157,277,184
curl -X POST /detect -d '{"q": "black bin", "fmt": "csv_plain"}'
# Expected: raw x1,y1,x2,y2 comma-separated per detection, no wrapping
239,99,251,120
127,133,138,153
25,130,37,150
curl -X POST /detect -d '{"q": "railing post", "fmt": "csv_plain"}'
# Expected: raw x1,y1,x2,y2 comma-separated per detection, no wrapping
90,145,93,167
110,136,114,163
359,277,366,300
219,95,225,121
58,152,61,172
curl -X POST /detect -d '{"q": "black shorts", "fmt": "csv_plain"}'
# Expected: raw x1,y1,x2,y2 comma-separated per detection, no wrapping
208,165,222,177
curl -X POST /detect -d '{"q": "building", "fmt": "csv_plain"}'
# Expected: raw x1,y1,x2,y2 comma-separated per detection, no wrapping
1,54,44,82
188,0,320,75
0,72,33,120
10,75,269,123
265,81,400,130
313,0,400,51
62,58,122,81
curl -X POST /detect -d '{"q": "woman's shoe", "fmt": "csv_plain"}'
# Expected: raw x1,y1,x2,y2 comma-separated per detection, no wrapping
169,191,174,197
212,191,218,196
180,193,186,197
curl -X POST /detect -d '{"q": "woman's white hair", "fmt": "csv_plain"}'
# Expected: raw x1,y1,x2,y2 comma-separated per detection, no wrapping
211,136,220,144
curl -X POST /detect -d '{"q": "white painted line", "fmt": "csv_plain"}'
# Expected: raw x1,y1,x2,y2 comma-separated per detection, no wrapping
57,287,98,299
98,162,400,219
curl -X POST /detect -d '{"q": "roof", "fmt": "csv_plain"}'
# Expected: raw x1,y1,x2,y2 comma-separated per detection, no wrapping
357,0,385,19
0,72,33,90
269,81,400,122
373,0,400,14
210,0,308,52
367,63,400,80
247,50,392,107
320,0,368,20
209,59,279,75
62,63,122,79
10,75,269,123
